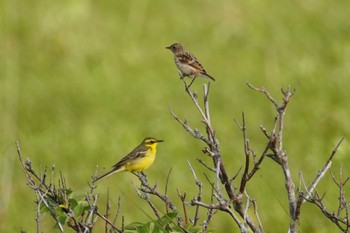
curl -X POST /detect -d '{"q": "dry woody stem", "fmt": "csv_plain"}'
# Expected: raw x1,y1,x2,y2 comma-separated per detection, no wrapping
17,80,348,233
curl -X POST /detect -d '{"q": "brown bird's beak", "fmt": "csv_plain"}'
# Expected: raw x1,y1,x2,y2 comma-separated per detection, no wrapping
165,46,171,50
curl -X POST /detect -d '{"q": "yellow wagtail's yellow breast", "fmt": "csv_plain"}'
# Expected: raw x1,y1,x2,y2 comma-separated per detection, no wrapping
125,147,155,172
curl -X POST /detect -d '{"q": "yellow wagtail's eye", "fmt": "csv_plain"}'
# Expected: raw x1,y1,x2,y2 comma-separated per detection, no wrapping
144,139,155,145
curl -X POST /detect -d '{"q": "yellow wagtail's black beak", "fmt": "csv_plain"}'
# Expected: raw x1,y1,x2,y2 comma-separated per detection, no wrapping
157,139,164,143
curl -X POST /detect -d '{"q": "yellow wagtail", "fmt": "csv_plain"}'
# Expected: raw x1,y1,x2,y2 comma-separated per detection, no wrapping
94,137,164,181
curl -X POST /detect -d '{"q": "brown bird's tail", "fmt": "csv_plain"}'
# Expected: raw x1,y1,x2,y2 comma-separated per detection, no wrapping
204,73,215,81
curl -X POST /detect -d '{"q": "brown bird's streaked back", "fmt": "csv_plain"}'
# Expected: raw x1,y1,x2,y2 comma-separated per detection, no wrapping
166,42,215,84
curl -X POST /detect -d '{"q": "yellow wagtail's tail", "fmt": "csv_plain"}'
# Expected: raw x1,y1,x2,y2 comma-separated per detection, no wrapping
94,166,124,182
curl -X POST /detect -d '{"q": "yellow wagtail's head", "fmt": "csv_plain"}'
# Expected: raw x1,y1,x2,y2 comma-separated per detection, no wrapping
142,137,164,151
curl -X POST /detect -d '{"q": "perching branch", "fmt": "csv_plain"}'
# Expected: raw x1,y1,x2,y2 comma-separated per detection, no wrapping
171,83,262,233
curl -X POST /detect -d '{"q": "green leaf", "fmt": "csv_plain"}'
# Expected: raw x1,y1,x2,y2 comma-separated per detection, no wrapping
125,222,144,230
72,201,87,218
125,212,179,233
69,191,86,200
187,225,205,233
69,198,78,209
158,212,177,226
57,210,68,225
40,204,50,214
78,200,89,212
64,188,73,197
73,203,83,217
147,222,156,232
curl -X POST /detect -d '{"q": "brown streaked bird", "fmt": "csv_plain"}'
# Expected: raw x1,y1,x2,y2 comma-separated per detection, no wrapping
166,43,215,87
94,137,164,182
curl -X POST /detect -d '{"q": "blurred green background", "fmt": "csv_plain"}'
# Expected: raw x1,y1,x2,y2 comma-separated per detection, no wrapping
1,0,350,232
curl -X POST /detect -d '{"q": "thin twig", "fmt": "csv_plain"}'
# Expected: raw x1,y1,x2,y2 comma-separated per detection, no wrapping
187,161,203,226
169,108,211,145
105,188,111,233
95,211,122,233
303,137,344,201
177,189,188,225
35,193,41,233
197,158,216,173
164,168,173,213
246,82,279,108
133,172,190,232
131,178,161,220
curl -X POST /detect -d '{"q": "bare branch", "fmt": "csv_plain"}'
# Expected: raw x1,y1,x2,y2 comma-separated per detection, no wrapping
246,84,299,232
177,189,188,225
187,161,203,226
170,83,263,232
105,188,111,233
131,178,161,220
132,172,190,232
197,158,216,173
95,211,121,233
246,82,279,108
169,108,211,145
297,137,346,231
302,137,344,202
164,168,173,213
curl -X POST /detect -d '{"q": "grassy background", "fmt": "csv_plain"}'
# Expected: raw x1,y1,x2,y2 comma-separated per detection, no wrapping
1,0,350,232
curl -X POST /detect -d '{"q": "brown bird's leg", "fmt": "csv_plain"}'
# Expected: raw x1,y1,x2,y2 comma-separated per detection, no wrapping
187,77,197,88
181,78,190,91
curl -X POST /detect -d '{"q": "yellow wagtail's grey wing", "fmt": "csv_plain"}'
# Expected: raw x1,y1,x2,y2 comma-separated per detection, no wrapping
112,145,148,170
94,145,147,182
